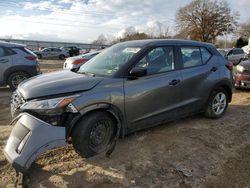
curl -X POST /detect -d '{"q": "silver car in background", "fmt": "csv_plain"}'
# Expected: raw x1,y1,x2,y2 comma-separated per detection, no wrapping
218,48,246,65
0,41,40,90
34,47,69,60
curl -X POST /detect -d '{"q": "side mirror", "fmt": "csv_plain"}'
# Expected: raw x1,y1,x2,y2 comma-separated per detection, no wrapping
129,67,147,78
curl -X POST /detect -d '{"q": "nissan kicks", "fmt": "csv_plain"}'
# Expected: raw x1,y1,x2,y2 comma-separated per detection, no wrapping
4,39,233,173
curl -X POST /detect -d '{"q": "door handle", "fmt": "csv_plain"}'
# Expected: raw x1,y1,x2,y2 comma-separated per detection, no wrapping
169,79,180,86
0,59,8,63
210,66,218,72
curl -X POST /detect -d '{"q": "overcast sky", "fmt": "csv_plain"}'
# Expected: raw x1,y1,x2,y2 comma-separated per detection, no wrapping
0,0,249,43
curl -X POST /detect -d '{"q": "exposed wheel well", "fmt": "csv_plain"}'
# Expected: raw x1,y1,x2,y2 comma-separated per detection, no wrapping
69,109,121,138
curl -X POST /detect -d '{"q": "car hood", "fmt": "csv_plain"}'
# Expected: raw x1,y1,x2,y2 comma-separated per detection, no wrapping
18,70,103,99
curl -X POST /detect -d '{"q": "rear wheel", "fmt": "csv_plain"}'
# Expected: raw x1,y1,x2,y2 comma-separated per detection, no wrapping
72,111,116,158
7,72,30,91
59,54,65,60
205,88,229,119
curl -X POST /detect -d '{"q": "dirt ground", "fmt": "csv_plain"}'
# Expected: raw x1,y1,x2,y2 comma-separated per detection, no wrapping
0,60,250,188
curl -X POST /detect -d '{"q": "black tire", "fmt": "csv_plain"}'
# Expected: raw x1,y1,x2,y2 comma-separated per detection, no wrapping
59,54,65,60
72,111,116,158
7,72,30,91
204,87,229,119
37,54,42,59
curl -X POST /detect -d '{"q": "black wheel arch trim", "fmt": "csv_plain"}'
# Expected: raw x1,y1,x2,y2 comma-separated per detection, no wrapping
3,65,38,85
66,103,125,139
208,79,233,103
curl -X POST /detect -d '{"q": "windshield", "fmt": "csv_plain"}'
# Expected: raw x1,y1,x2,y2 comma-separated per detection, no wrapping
78,44,141,77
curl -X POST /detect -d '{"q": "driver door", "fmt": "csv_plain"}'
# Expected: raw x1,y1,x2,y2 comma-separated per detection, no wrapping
124,46,183,132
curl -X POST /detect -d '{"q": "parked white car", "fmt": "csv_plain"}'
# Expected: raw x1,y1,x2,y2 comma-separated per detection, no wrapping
63,50,101,70
34,47,69,60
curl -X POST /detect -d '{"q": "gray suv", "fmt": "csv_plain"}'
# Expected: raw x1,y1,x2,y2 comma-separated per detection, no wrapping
0,41,39,90
4,40,233,173
218,48,246,65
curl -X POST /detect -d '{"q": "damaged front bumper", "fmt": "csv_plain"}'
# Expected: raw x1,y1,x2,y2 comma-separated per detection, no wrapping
4,113,66,173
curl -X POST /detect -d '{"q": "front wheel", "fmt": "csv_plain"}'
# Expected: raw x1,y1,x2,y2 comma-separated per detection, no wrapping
204,88,229,119
72,111,116,158
59,54,65,60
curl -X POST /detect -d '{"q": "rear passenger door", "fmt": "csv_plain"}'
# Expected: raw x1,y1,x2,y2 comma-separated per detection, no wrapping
0,46,13,84
177,46,219,113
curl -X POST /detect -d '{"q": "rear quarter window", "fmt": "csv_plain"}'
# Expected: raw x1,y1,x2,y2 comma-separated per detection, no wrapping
0,46,16,57
200,47,212,63
181,46,212,68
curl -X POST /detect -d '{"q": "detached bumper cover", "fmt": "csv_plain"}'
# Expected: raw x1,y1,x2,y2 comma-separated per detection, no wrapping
4,113,66,173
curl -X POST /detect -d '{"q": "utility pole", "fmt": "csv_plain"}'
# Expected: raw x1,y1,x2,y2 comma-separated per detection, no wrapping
225,24,230,48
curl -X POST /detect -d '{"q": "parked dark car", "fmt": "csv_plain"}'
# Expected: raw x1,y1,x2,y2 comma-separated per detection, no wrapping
4,39,233,173
61,46,80,57
63,50,102,70
235,61,250,89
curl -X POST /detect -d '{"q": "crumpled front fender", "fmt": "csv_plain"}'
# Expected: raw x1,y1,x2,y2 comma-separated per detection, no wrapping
4,113,66,173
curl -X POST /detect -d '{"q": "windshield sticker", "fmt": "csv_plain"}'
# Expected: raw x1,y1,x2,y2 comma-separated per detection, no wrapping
123,48,141,53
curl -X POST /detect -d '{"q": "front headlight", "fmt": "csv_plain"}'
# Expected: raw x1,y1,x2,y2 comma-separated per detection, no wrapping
236,65,244,73
20,95,79,112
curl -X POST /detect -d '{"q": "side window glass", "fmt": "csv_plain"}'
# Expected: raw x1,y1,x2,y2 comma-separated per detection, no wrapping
237,49,244,54
227,50,233,56
200,47,211,63
181,47,202,68
0,47,5,57
134,46,175,75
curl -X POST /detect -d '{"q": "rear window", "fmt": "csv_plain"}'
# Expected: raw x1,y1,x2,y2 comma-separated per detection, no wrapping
11,47,36,56
24,48,36,56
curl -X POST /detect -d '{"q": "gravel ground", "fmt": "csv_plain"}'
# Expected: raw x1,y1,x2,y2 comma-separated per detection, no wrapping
0,60,249,188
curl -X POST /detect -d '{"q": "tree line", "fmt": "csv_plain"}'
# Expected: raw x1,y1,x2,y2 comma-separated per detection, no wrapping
92,0,250,48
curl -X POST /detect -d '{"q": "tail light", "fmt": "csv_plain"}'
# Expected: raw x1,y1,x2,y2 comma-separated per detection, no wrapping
25,56,37,61
72,59,88,65
225,62,233,71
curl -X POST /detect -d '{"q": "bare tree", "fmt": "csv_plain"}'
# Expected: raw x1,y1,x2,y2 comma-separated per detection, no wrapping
176,0,239,42
92,34,108,45
238,21,250,40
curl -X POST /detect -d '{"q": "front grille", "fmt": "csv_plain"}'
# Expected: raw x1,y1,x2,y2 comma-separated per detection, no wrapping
11,91,26,110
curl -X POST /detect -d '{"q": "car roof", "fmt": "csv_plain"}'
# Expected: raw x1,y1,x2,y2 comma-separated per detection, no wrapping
0,40,26,47
118,39,215,48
